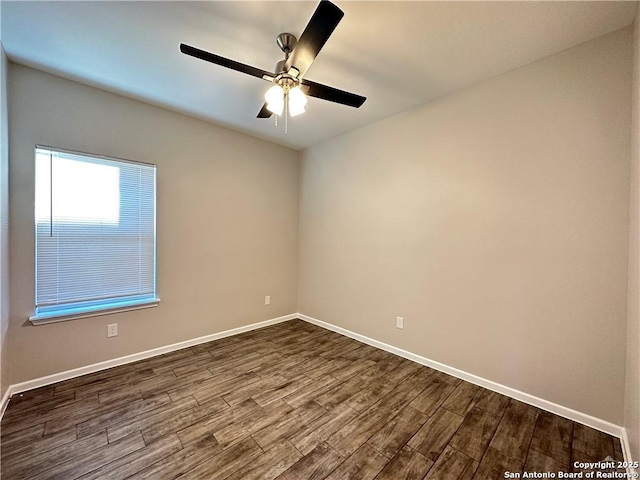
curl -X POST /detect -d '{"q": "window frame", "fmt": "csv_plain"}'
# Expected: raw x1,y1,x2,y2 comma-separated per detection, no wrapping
29,145,160,325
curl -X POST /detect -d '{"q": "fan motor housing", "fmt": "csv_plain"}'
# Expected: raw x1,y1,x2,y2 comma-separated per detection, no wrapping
276,33,297,55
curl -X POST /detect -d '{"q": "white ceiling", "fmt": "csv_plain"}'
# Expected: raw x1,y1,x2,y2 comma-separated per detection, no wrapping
1,1,637,150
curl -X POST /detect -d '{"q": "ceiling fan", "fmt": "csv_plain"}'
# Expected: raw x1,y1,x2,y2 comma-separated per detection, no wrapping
180,0,366,122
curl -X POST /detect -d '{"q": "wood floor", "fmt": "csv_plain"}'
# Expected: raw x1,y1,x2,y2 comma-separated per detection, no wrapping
1,319,625,480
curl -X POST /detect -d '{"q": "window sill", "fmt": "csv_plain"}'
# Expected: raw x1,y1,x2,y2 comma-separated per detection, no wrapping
29,298,161,325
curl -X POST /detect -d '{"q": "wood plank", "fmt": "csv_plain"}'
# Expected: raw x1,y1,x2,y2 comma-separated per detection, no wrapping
252,354,309,379
489,400,539,462
193,372,262,405
383,360,423,384
76,434,183,480
367,405,428,458
572,423,615,460
252,374,314,407
1,425,72,459
0,423,45,452
251,400,327,450
315,374,371,409
324,443,388,480
119,369,213,402
529,410,573,466
282,375,339,409
177,398,262,446
213,399,293,448
283,356,338,380
222,374,289,406
330,359,377,381
224,440,302,480
449,407,501,461
167,369,240,401
409,378,457,416
341,344,379,361
375,367,433,414
360,356,404,379
570,449,618,475
204,351,265,376
151,351,213,374
3,390,76,420
43,392,143,436
2,430,108,480
141,397,229,445
69,368,163,399
76,392,172,438
472,446,523,480
327,405,397,457
171,354,230,377
189,336,240,355
8,385,55,402
429,369,462,387
130,349,197,372
424,445,478,480
523,449,565,475
319,339,364,359
345,377,395,413
106,396,198,442
441,381,483,416
407,407,465,462
127,435,222,480
474,390,510,417
50,365,138,395
289,403,360,455
613,437,624,462
232,352,284,374
2,393,102,436
174,436,263,480
28,432,145,480
374,445,434,480
277,442,344,480
303,358,352,380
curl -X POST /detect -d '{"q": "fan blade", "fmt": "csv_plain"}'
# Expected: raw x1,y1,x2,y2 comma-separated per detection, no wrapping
257,103,273,118
301,79,366,108
180,43,274,80
284,1,344,78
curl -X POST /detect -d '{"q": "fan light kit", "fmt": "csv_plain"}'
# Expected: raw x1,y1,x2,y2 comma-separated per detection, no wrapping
180,0,366,132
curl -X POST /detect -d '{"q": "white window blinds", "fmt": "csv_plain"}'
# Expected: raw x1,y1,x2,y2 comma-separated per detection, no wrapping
33,147,157,320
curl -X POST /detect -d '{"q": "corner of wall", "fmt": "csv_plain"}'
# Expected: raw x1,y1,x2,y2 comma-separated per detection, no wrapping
624,1,640,464
0,41,10,399
294,148,305,314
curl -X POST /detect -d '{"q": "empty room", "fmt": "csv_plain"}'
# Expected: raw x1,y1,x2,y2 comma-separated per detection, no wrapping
0,1,638,479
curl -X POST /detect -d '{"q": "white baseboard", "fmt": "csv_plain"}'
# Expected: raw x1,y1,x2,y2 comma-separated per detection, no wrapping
0,386,10,419
297,313,626,443
0,313,297,414
620,428,638,474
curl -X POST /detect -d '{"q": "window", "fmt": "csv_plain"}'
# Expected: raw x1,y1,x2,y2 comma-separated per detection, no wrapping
31,147,158,324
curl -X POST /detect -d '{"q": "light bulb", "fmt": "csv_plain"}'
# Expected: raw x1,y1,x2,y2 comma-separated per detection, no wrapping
265,85,284,115
288,87,307,117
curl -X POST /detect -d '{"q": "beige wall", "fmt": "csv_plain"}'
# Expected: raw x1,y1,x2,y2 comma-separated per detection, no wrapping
5,64,299,385
298,28,632,424
0,44,8,399
625,5,640,462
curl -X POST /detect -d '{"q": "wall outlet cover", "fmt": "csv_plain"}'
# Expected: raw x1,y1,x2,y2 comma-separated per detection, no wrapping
107,323,118,337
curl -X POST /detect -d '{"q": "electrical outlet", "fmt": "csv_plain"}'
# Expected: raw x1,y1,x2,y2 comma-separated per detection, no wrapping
396,316,404,330
265,296,271,306
107,323,118,337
